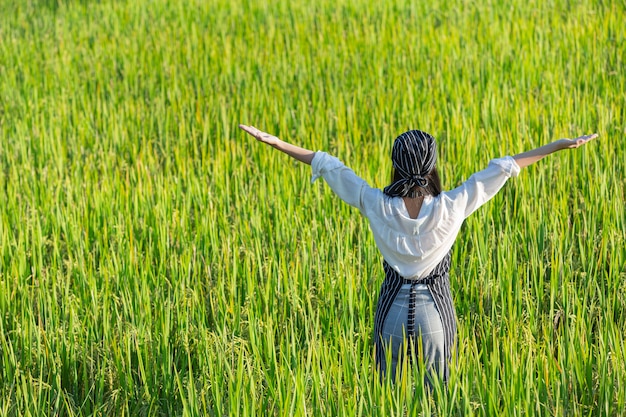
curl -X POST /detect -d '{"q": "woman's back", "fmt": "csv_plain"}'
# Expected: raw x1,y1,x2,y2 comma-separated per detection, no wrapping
311,151,520,280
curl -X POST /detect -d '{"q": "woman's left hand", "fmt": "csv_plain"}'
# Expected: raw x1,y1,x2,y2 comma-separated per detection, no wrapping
239,124,281,146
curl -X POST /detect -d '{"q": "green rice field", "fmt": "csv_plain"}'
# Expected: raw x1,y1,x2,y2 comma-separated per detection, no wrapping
0,0,624,415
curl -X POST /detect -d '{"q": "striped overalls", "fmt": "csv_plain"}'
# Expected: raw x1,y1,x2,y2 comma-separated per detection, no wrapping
373,252,456,384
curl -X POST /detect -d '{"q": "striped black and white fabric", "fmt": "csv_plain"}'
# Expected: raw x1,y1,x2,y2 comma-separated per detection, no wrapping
374,252,456,384
383,130,437,198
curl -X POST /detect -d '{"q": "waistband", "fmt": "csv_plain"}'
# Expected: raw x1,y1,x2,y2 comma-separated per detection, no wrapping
401,276,439,286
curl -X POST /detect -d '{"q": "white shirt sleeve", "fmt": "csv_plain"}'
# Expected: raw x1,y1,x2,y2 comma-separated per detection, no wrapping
441,156,521,219
311,151,370,211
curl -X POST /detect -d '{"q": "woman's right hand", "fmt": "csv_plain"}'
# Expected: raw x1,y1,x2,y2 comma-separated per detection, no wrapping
557,133,599,149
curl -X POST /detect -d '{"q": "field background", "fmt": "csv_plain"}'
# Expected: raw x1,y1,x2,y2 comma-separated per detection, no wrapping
1,0,624,415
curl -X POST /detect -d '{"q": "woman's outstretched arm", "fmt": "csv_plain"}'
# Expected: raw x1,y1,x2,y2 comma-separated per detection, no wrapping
512,134,598,169
239,124,316,165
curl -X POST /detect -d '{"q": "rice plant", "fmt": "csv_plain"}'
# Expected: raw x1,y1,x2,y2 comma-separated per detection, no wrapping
0,0,624,415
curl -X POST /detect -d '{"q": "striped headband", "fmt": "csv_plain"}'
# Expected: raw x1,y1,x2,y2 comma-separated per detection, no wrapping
383,130,437,198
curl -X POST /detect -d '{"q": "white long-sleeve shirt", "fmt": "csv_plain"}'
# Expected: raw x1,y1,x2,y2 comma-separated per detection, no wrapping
311,152,521,279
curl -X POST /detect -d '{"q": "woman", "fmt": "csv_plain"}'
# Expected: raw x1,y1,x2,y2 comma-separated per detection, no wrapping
238,124,598,385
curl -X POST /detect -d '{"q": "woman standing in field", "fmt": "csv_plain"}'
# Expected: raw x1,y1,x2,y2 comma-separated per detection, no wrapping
239,124,598,385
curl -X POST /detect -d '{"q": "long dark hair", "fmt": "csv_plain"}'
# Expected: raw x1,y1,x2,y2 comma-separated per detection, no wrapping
390,167,442,197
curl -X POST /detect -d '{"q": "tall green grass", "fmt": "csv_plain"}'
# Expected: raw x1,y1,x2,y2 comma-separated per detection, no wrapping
0,0,624,415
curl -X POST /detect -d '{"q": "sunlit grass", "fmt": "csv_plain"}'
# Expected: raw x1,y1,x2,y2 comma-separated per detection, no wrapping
0,0,624,415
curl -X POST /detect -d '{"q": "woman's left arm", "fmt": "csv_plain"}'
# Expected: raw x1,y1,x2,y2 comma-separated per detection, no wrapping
239,124,373,210
239,124,316,165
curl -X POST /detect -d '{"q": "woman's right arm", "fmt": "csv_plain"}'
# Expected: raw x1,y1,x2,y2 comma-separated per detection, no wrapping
512,134,598,169
443,133,599,219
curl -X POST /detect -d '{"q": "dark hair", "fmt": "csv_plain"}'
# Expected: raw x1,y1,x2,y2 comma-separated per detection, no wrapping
390,167,442,197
